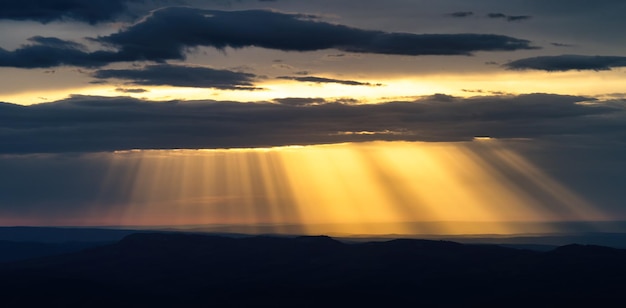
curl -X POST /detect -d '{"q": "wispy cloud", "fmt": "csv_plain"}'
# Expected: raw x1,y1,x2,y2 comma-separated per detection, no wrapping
487,13,532,22
277,76,382,86
115,87,148,93
447,11,474,18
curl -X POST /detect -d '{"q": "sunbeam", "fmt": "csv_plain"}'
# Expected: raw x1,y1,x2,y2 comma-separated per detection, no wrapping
60,140,608,235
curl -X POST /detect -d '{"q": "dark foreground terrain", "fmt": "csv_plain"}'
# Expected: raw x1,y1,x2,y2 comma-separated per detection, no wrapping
1,233,626,307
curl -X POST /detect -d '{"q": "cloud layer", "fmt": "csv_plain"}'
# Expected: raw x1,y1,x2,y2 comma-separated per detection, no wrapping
1,94,621,154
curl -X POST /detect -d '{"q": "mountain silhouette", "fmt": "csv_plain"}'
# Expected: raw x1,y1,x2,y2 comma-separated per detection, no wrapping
0,240,110,263
1,232,626,307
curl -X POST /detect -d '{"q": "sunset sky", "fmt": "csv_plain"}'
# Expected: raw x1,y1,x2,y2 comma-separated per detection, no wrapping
1,0,625,235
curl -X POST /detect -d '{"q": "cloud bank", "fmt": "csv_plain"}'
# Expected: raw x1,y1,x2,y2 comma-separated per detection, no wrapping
0,7,537,68
0,94,621,154
100,8,536,59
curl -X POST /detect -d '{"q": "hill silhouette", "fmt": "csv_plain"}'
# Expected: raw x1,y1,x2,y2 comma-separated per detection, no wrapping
1,233,626,307
0,240,111,263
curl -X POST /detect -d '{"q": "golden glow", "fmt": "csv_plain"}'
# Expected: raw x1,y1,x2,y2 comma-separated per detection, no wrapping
76,141,608,235
5,69,624,106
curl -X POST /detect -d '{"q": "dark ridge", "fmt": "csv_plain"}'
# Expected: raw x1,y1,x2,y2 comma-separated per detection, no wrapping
0,227,137,243
294,235,344,246
551,243,620,254
0,240,111,263
1,232,626,307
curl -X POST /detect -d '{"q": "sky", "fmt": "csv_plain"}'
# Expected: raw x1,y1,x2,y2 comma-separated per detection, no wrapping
1,0,625,235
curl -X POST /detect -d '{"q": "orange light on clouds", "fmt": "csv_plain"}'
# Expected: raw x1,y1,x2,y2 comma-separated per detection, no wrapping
77,140,609,235
4,68,625,106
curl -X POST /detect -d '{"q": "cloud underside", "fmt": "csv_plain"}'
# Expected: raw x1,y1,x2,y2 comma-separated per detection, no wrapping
0,7,536,68
0,93,622,153
506,55,626,71
93,64,259,90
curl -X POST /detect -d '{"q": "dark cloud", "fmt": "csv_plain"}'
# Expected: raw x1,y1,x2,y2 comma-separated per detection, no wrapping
273,97,327,106
98,7,536,61
277,76,381,86
487,13,531,22
0,0,141,24
448,11,474,18
462,89,485,94
0,8,537,69
93,64,259,90
551,42,574,47
505,54,626,71
487,13,507,19
506,15,532,22
0,36,116,68
0,93,622,154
